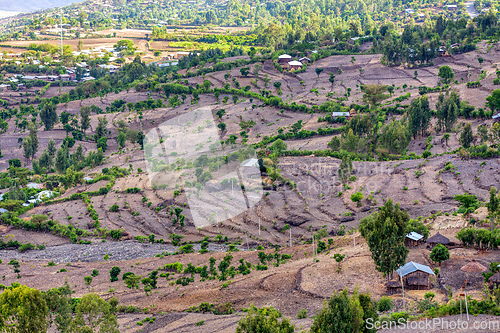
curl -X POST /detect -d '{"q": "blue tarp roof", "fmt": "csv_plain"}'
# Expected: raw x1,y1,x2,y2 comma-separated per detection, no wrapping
406,231,424,241
397,261,435,277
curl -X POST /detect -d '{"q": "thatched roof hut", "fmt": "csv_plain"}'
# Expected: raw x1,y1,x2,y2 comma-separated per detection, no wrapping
489,271,500,284
386,280,401,288
385,280,401,295
426,232,450,245
461,260,487,273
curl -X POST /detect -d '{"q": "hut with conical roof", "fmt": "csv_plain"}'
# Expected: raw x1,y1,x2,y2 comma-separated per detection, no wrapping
426,232,450,247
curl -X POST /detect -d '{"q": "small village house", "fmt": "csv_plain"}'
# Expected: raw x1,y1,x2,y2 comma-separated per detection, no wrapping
331,111,350,119
488,271,500,289
405,231,424,247
288,60,303,70
396,261,435,290
426,232,450,247
278,54,292,64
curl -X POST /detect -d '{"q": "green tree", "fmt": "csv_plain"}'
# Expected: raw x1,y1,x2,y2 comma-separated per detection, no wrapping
429,243,450,266
44,281,73,333
38,149,53,169
311,288,378,333
236,304,295,333
351,192,364,203
0,284,49,333
218,254,233,281
359,199,409,279
338,155,353,186
69,293,119,333
361,84,389,108
408,96,431,138
454,193,479,220
443,133,450,146
109,267,121,282
40,102,58,130
124,274,142,289
240,67,250,77
28,122,38,158
378,119,410,155
315,67,324,78
436,91,460,132
114,39,136,55
459,122,474,148
80,106,91,134
117,131,126,148
438,65,454,84
95,117,108,141
486,187,500,231
435,15,445,35
329,73,335,86
328,136,341,151
97,137,107,151
217,122,226,131
60,111,70,125
84,276,93,290
23,136,33,162
486,89,500,115
47,138,56,156
269,139,287,156
478,125,489,144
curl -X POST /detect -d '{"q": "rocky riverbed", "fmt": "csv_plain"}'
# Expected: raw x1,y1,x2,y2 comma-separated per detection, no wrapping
0,240,230,263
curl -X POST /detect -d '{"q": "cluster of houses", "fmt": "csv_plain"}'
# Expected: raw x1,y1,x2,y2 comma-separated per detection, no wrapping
0,61,121,91
277,54,305,71
387,231,452,293
71,45,121,61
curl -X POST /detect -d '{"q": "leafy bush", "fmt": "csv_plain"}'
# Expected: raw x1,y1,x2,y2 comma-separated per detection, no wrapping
110,266,121,282
297,309,308,319
378,296,393,312
162,262,184,273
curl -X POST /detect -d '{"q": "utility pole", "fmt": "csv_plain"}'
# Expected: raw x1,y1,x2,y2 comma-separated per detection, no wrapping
401,273,405,312
60,10,63,59
464,290,469,321
346,254,349,282
258,217,260,236
353,233,356,251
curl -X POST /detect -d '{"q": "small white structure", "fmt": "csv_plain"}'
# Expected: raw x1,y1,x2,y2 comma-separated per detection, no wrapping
331,112,350,118
288,60,303,70
278,54,292,63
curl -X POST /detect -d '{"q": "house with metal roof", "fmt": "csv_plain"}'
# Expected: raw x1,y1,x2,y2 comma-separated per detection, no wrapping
288,60,303,70
396,261,435,290
405,231,424,247
331,111,350,118
278,54,292,64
